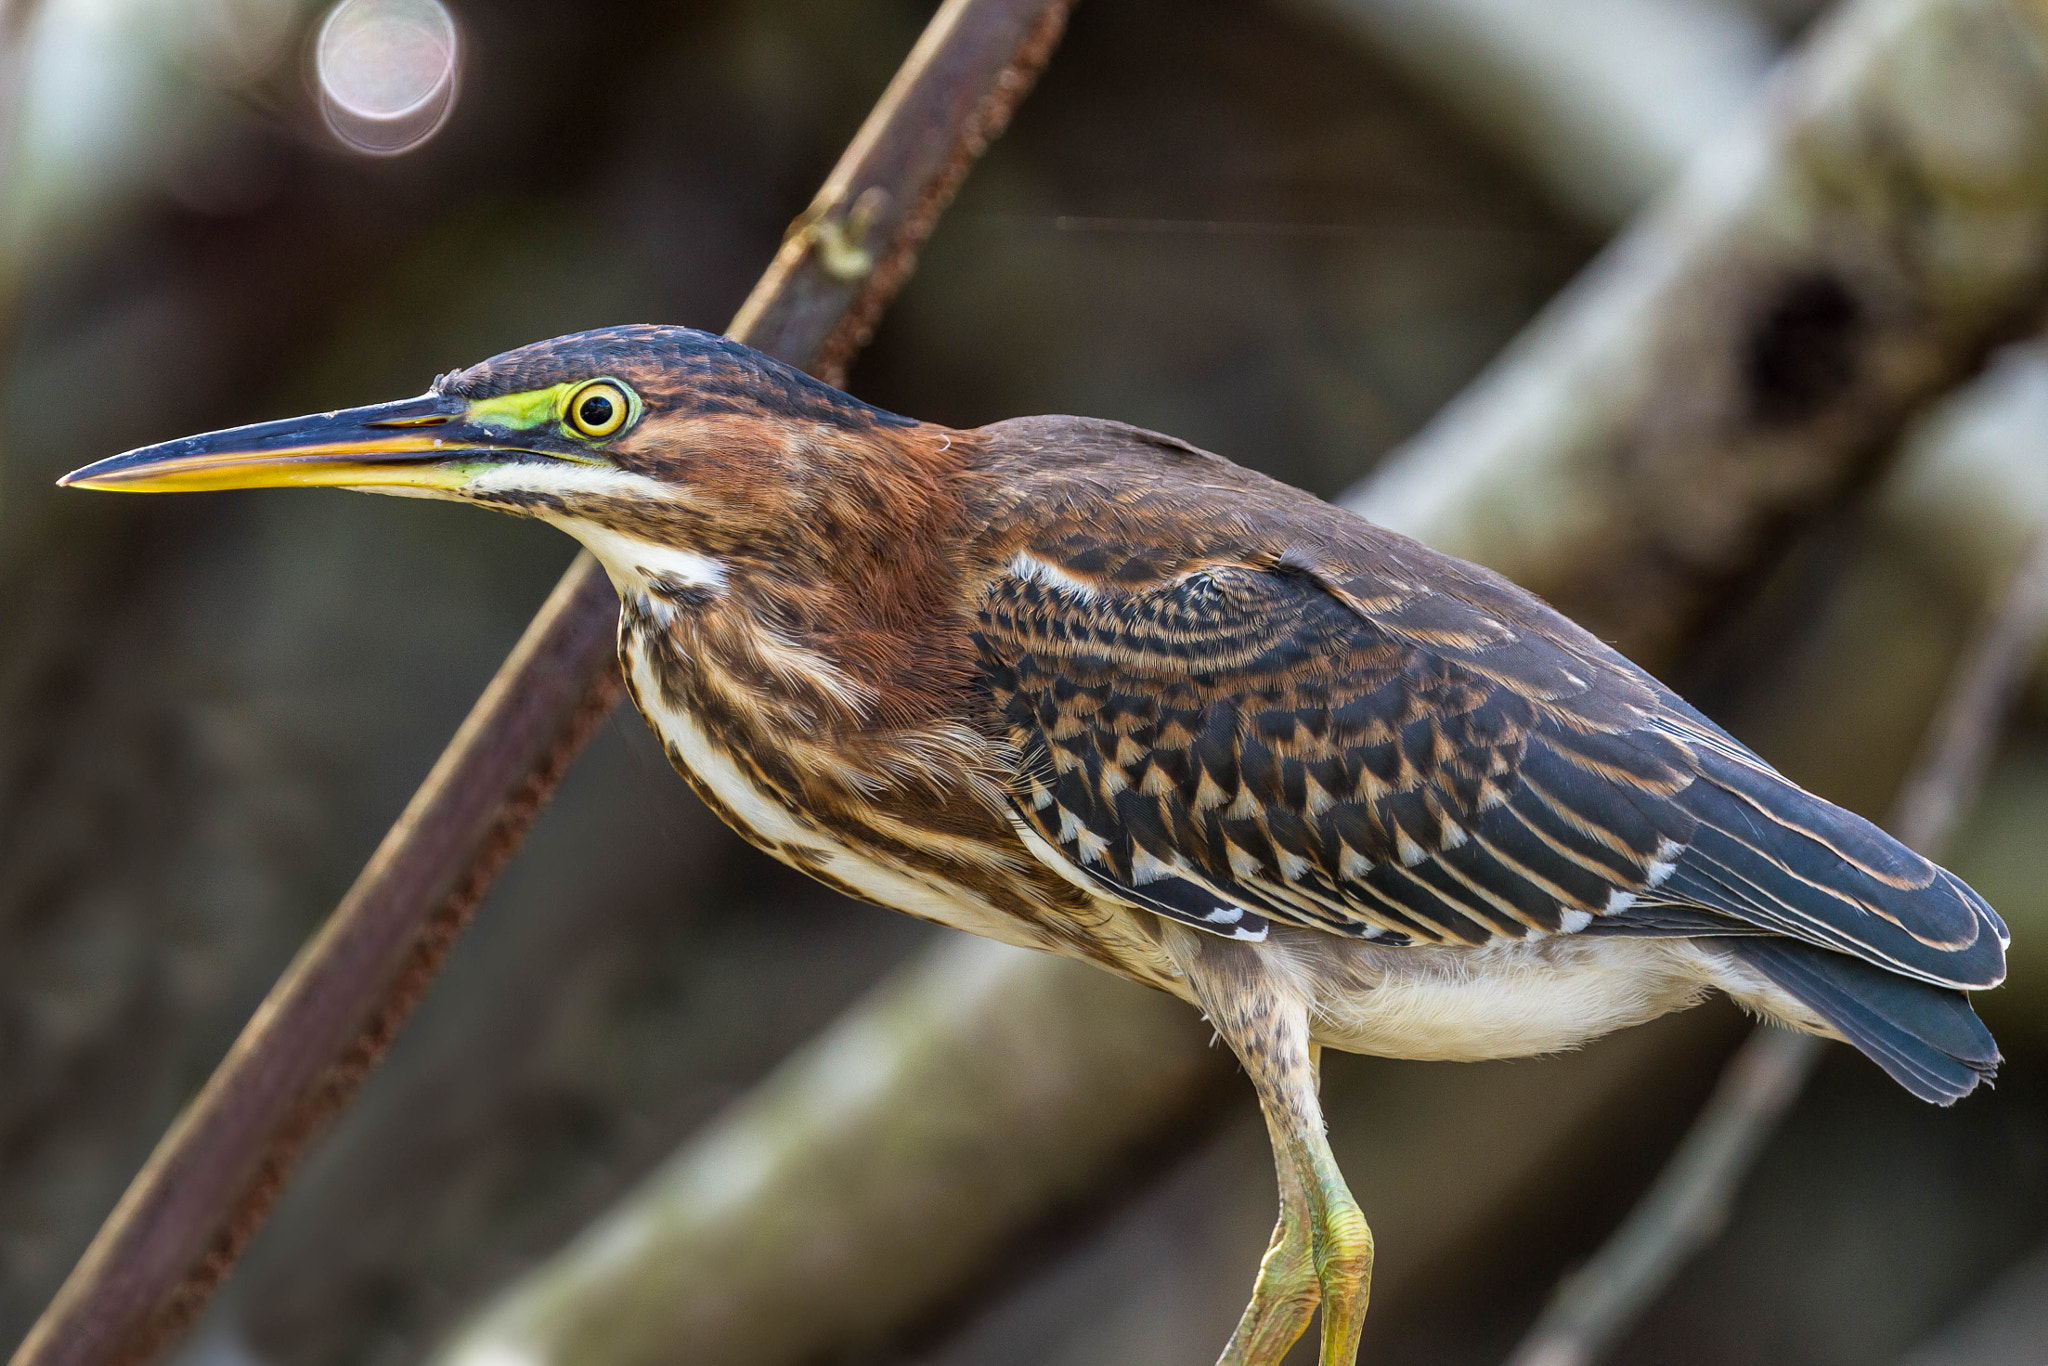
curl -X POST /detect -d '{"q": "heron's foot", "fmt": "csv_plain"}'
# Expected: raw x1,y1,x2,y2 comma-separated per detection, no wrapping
1217,1200,1320,1365
1312,1191,1374,1366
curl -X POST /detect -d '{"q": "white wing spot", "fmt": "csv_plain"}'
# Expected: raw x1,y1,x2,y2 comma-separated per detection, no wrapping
1645,838,1683,887
1129,847,1175,886
1008,551,1100,602
1009,815,1100,899
1302,778,1335,817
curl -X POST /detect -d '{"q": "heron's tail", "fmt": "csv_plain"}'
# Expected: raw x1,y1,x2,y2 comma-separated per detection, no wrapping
1726,938,1999,1105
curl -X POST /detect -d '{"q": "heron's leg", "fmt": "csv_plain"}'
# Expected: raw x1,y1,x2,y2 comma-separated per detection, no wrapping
1216,1101,1320,1364
1166,930,1374,1366
1301,1109,1373,1366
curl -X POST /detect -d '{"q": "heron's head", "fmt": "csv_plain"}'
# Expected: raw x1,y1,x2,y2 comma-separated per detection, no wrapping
61,325,958,601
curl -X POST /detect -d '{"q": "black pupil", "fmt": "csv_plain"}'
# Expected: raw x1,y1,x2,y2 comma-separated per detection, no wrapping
578,392,615,428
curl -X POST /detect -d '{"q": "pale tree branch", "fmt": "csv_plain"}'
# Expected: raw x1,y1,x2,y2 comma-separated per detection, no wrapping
1504,526,2048,1366
1347,0,2048,670
5,5,1074,1366
0,0,39,201
1889,530,2048,855
0,0,45,320
1286,0,1775,224
434,941,1238,1366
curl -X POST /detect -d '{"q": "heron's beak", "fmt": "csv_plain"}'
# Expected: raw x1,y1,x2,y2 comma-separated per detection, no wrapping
58,393,561,494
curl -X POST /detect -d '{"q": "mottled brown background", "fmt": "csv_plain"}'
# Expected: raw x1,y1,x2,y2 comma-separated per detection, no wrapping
2,2,2045,1365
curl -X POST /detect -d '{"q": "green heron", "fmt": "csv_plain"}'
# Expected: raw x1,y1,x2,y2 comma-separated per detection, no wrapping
64,326,2007,1366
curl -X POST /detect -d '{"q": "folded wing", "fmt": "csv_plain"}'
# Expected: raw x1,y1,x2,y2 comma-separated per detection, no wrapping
970,535,2006,1000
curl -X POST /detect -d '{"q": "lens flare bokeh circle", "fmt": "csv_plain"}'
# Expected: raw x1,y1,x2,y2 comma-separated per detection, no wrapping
314,0,461,156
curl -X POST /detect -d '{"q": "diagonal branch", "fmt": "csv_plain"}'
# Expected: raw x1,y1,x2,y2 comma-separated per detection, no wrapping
5,4,1074,1366
1503,525,2048,1366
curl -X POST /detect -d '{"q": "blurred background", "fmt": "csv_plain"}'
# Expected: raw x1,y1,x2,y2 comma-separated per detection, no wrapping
3,1,2048,1365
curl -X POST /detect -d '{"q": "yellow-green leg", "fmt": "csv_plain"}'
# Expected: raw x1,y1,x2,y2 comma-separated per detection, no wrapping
1300,1120,1374,1365
1165,930,1375,1366
1217,1104,1321,1363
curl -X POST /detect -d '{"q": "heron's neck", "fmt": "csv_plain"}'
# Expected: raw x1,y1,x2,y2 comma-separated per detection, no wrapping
607,531,1011,847
569,424,986,734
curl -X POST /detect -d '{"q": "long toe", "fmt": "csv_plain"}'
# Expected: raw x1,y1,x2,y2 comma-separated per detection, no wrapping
1217,1217,1321,1365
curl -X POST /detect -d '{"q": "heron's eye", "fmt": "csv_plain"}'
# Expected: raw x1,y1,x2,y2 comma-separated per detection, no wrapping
566,381,630,438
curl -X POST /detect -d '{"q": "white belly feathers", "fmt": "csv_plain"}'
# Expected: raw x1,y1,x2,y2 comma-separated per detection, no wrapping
1301,934,1719,1061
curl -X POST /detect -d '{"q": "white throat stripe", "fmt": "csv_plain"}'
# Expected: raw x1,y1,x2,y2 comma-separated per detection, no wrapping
563,521,728,594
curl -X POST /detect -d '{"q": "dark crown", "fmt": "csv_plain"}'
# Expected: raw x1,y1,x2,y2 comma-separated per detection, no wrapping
434,324,917,430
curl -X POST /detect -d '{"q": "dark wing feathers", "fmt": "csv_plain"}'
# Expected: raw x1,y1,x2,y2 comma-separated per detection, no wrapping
976,551,1675,948
1653,723,2006,989
972,535,2007,997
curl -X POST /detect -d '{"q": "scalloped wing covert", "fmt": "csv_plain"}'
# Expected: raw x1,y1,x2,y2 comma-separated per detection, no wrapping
971,534,2006,992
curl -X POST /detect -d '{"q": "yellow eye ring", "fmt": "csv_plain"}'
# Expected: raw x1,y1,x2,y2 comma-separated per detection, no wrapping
565,380,632,439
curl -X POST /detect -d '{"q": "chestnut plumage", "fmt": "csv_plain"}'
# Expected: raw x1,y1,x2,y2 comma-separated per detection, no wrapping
65,325,2010,1366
